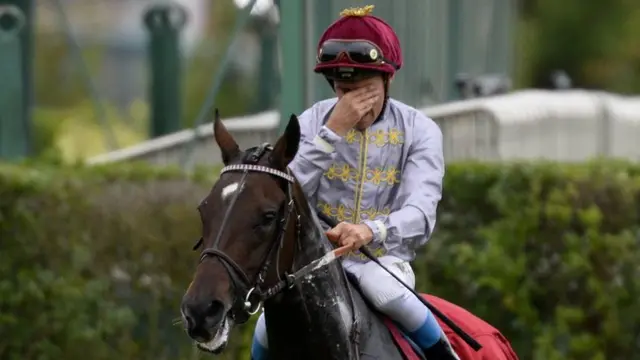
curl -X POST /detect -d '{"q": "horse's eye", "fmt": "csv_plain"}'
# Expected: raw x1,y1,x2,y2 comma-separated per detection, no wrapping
192,237,203,251
261,211,277,225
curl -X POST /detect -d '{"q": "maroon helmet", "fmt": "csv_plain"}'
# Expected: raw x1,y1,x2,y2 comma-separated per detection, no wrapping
314,5,402,80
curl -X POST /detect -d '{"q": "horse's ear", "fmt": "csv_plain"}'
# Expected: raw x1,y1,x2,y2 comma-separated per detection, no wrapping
271,114,300,169
213,109,240,165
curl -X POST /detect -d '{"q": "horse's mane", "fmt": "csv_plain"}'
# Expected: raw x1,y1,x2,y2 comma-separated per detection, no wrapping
289,173,336,256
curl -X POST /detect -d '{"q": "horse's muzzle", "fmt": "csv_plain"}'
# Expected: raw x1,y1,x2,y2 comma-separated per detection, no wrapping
181,298,226,340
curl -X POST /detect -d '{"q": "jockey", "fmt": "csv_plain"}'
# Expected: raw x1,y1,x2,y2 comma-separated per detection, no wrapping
251,5,459,360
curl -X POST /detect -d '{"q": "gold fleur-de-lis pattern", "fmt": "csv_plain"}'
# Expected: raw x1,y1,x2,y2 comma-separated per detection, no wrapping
324,163,358,182
324,164,400,186
318,202,391,223
316,124,407,263
344,128,405,147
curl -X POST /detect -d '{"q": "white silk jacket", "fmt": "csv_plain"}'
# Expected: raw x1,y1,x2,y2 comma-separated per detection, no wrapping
289,97,445,263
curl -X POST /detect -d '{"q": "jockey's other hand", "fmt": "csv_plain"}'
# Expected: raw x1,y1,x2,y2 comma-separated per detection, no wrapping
326,84,381,136
326,222,373,250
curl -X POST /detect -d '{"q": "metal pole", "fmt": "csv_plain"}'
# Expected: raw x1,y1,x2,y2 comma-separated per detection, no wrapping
21,0,33,147
0,4,28,160
16,0,34,154
179,0,257,172
252,17,278,112
310,0,333,103
446,0,462,102
277,0,306,134
144,2,188,138
51,0,119,150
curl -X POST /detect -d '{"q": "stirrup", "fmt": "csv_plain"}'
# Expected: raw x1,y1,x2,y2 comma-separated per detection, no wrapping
442,335,461,360
422,334,461,360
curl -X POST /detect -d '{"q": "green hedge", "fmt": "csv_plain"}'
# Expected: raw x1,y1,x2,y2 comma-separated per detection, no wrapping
1,160,640,360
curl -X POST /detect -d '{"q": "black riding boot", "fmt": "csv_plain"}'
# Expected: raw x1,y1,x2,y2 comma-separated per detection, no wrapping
421,333,461,360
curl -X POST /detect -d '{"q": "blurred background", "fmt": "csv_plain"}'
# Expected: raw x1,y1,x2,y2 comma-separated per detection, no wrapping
2,0,640,359
3,0,640,165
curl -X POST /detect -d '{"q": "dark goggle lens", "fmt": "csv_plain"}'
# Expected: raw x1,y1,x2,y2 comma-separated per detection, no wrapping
319,41,380,64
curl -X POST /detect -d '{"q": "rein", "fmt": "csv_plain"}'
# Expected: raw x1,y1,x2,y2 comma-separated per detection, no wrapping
316,212,483,352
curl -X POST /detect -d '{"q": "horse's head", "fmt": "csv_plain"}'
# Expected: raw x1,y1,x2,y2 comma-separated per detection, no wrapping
181,110,301,353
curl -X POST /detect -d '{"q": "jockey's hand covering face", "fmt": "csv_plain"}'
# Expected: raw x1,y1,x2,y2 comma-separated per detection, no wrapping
326,222,374,250
326,83,382,136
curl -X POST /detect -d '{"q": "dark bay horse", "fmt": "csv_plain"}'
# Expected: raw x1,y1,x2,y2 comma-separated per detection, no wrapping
180,110,407,359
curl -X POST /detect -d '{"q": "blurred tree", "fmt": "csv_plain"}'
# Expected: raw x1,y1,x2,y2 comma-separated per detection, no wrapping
517,0,640,93
182,0,256,126
249,13,279,113
33,32,104,108
27,0,254,160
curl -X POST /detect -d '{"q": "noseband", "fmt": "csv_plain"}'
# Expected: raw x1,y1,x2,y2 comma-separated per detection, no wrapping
198,156,301,323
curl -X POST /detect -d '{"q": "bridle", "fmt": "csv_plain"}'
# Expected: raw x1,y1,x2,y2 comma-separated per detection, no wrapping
195,144,363,356
197,150,302,324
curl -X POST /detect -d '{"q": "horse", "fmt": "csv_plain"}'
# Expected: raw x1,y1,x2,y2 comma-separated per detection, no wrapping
179,110,520,360
180,110,411,359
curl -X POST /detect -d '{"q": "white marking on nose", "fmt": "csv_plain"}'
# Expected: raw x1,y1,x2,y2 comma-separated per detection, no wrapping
221,182,240,201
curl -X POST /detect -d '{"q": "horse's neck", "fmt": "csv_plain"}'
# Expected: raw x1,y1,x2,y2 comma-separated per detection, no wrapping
291,194,351,295
262,185,359,358
287,181,339,266
261,182,405,360
297,207,336,263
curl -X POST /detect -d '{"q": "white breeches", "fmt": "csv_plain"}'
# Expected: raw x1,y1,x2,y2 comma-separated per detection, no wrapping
342,255,427,331
253,255,429,349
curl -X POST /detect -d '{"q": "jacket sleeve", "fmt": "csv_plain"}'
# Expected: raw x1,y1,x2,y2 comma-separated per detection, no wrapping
363,112,444,248
288,105,343,204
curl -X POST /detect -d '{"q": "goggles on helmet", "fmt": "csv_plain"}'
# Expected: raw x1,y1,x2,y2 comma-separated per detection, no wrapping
317,39,399,69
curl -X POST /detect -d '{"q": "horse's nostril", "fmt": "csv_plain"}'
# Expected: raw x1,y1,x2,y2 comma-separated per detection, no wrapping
184,313,194,331
181,304,195,331
205,300,225,326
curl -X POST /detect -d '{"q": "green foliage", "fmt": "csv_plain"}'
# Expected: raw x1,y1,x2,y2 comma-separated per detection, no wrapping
31,0,257,160
1,161,640,359
183,55,256,127
517,0,640,92
31,101,149,162
416,160,640,359
181,0,260,126
33,33,105,108
0,162,213,360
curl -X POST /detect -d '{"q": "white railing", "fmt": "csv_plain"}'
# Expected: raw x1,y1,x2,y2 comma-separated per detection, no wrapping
88,110,280,167
88,90,640,167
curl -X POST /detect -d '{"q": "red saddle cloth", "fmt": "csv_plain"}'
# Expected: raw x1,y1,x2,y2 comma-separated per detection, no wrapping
382,294,520,360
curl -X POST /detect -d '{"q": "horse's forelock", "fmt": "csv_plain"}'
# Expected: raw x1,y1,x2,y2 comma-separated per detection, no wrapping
241,143,273,165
